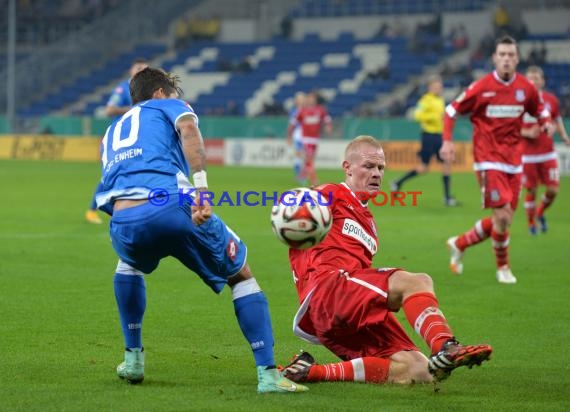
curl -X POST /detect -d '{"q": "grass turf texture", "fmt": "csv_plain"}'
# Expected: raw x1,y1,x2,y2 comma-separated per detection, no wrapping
1,159,569,412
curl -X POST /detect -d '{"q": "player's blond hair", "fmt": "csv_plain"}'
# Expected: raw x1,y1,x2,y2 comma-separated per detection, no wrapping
344,135,383,160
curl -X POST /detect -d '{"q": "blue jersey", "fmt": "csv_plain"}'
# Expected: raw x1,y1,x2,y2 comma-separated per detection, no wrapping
96,98,197,212
107,79,132,110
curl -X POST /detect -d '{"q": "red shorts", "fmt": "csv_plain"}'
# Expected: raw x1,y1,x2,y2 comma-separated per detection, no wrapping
303,143,318,160
298,268,418,361
476,170,522,210
523,159,560,189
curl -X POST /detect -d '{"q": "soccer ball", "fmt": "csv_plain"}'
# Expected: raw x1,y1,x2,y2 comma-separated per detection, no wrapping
270,188,333,249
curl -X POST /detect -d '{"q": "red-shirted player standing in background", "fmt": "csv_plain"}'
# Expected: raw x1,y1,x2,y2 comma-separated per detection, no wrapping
287,91,332,187
282,135,492,386
520,65,570,235
440,35,553,284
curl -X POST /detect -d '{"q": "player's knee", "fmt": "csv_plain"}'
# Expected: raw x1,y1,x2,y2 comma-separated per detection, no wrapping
547,186,559,195
413,272,434,291
493,208,512,229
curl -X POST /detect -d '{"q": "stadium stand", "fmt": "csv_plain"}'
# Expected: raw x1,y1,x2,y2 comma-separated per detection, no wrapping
6,0,570,122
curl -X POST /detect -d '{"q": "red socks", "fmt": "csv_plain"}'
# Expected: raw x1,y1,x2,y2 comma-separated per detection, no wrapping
537,192,556,217
307,357,390,383
402,292,454,354
456,217,493,251
491,229,510,268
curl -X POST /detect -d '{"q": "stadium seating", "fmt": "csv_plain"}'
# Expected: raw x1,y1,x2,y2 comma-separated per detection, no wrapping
289,0,491,18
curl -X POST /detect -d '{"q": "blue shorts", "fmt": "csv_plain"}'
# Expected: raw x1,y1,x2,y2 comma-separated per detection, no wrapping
110,198,247,293
418,132,443,165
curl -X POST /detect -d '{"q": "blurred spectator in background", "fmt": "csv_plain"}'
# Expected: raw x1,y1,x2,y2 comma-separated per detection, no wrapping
173,16,191,50
189,15,221,41
280,14,293,39
493,2,511,36
526,42,547,66
446,24,469,51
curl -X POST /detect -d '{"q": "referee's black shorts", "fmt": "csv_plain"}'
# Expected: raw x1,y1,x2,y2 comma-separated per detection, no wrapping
418,132,443,165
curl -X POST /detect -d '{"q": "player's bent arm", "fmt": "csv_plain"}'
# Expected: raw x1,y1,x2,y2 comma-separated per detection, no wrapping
177,114,212,224
440,108,456,162
178,114,207,176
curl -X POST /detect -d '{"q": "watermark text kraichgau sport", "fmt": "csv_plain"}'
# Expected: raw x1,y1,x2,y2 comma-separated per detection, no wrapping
147,188,422,207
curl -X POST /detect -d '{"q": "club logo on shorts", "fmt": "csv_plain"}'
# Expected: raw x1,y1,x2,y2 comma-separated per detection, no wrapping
227,239,237,261
490,189,500,202
515,89,525,102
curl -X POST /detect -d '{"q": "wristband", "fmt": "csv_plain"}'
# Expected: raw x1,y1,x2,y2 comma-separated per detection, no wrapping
193,171,208,188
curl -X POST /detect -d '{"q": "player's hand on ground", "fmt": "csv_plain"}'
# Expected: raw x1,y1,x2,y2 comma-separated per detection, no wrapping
439,141,455,162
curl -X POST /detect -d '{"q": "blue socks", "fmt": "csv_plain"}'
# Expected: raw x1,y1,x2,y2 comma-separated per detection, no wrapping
114,273,146,349
233,292,275,367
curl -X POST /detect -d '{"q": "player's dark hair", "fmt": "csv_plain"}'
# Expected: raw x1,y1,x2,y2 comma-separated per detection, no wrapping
495,35,518,53
130,67,183,104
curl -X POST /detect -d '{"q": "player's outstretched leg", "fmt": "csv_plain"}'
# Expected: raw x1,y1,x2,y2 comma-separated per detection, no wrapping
117,348,145,384
428,339,492,382
231,277,308,393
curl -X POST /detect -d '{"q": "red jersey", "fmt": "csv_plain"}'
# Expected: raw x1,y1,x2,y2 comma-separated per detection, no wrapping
522,90,560,161
294,105,331,143
289,183,379,302
445,71,549,173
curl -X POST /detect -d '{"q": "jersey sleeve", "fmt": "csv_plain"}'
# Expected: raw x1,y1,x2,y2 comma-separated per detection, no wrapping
160,99,199,128
521,84,549,126
446,80,481,118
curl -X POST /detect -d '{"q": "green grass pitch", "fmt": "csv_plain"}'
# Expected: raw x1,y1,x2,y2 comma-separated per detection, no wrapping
1,159,569,411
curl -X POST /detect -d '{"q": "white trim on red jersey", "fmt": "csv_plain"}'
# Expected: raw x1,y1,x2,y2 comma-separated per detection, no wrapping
522,151,557,164
474,161,523,174
292,287,321,345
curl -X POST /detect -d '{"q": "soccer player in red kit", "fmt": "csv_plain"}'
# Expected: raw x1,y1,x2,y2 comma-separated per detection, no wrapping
440,35,553,284
520,66,570,235
282,135,492,386
287,91,332,187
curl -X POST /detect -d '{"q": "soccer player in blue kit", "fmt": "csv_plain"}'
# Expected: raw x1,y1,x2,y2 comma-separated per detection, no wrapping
86,58,148,224
96,67,307,393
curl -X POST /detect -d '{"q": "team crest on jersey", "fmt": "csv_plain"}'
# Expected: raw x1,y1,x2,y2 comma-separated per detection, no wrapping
515,89,525,102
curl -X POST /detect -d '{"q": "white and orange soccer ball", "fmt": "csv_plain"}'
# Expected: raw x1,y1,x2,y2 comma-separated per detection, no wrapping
270,188,333,249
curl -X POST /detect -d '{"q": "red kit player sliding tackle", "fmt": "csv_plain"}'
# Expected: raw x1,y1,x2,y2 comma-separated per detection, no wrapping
281,135,493,386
